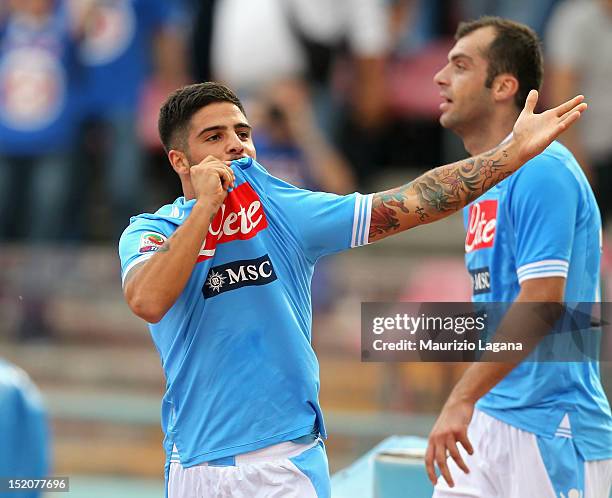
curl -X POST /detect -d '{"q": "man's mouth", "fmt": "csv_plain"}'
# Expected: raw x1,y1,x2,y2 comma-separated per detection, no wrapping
439,95,453,111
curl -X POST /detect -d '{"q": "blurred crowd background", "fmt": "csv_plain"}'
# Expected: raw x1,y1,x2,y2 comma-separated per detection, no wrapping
1,0,611,496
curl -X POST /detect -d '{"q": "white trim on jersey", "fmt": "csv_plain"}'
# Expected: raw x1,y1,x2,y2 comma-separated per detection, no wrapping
516,259,569,284
121,253,155,287
555,413,573,439
351,193,373,248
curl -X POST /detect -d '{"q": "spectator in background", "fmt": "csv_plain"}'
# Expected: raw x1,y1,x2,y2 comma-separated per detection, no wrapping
252,80,356,314
70,0,187,239
0,0,81,241
136,0,190,208
193,0,390,186
253,80,355,195
456,0,560,37
546,0,612,230
0,359,49,498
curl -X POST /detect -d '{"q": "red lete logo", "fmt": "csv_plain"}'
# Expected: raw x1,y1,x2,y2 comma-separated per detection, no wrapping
197,182,268,262
465,200,497,253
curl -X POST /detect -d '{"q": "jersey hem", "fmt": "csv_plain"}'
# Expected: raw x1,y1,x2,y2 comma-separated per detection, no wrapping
476,405,555,438
477,406,612,461
173,424,317,468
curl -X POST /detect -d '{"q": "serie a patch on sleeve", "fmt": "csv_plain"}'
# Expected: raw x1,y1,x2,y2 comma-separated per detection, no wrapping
139,232,168,253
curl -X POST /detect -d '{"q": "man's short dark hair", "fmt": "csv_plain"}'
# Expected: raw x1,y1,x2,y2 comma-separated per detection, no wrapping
455,16,543,110
158,82,246,153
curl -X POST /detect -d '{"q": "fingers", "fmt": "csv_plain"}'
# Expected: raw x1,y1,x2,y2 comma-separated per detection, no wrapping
198,156,236,189
425,439,456,488
447,435,470,475
523,89,539,114
553,94,585,118
435,441,454,487
214,164,235,190
559,102,588,124
426,433,472,488
425,442,438,485
553,108,584,137
457,428,474,456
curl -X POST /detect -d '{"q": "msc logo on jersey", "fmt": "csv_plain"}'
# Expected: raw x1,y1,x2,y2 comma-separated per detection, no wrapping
203,255,277,298
469,266,491,295
197,182,268,262
466,200,498,253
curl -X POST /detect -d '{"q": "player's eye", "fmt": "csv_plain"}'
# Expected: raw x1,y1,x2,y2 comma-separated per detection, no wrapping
206,134,221,142
238,131,250,140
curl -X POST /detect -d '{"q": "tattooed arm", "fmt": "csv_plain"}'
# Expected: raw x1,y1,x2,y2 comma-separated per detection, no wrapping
369,90,586,242
370,143,512,240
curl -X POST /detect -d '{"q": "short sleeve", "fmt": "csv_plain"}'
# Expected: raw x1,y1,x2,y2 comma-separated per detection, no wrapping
265,174,372,262
509,157,579,284
118,218,175,286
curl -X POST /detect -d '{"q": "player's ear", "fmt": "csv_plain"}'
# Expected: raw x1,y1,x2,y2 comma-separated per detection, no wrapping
168,149,191,175
492,73,519,104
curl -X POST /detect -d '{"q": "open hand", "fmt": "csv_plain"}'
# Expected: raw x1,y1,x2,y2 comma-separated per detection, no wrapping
513,90,586,164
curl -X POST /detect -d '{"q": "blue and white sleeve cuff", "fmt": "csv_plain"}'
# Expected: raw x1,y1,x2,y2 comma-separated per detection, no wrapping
351,193,373,248
121,253,155,287
516,259,569,284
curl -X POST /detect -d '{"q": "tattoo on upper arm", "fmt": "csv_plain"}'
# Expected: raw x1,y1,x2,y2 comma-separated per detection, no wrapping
369,144,509,239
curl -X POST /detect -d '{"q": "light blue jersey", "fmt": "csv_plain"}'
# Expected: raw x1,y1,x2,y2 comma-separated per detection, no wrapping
463,141,612,460
0,359,49,498
119,158,372,469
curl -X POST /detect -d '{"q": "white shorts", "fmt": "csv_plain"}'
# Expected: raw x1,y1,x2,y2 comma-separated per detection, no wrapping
168,439,330,498
433,409,612,498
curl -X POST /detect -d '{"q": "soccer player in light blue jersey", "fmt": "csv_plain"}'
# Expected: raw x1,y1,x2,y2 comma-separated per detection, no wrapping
118,80,586,497
427,17,612,498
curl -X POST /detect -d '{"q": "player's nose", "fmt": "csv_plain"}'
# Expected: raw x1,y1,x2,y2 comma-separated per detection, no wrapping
434,65,449,87
226,133,244,156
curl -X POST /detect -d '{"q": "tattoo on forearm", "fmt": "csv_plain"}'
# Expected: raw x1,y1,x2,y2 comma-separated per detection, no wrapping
369,191,409,237
415,206,429,222
369,144,510,239
159,242,171,253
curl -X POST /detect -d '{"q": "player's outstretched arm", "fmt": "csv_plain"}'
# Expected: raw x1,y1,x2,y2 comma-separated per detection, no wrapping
368,91,586,243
